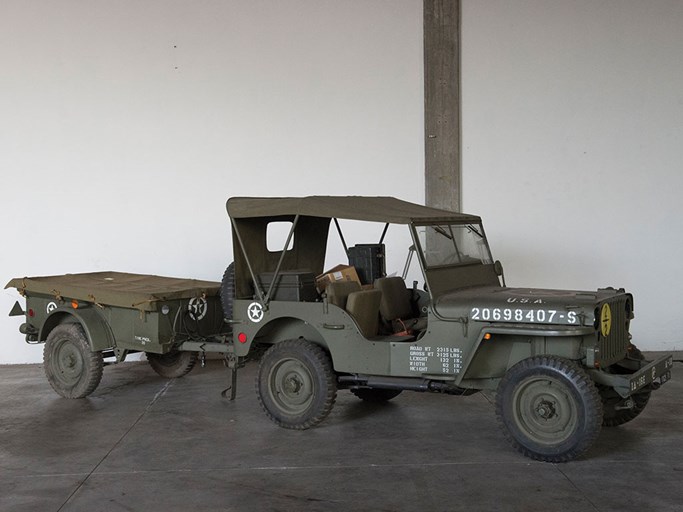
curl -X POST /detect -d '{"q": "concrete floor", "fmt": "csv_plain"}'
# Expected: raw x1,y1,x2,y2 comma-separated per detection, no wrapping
1,354,682,512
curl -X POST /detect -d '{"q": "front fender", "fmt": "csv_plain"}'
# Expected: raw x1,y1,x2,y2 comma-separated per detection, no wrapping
462,324,594,381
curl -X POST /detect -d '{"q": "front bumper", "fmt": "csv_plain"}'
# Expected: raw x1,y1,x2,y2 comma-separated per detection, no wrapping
590,354,674,398
627,354,674,394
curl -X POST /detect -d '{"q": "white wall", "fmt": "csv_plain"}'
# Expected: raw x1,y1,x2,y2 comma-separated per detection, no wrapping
462,0,683,351
0,0,424,363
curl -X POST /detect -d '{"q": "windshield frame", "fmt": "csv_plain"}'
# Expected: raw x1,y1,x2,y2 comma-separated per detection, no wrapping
411,221,494,270
410,220,500,297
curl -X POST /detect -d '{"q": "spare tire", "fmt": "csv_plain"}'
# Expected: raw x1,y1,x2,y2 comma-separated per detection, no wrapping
220,262,235,320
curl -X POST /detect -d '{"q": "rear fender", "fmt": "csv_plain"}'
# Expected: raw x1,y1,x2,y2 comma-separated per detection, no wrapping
241,317,326,355
40,307,115,352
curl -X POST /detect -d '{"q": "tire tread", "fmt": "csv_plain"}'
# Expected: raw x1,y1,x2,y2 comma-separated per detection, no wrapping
220,263,235,320
146,351,198,378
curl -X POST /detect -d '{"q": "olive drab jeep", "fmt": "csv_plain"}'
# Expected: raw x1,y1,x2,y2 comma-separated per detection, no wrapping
6,195,673,463
223,196,673,462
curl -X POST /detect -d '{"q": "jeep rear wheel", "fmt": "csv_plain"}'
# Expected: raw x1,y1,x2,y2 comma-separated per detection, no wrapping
351,388,402,402
257,339,337,429
496,356,603,463
146,350,197,378
44,324,104,398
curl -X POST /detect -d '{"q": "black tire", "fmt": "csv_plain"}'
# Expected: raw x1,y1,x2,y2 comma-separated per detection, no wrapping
146,351,198,378
256,339,337,429
351,388,402,402
43,324,104,399
495,356,603,463
220,262,235,321
601,390,651,427
601,343,651,427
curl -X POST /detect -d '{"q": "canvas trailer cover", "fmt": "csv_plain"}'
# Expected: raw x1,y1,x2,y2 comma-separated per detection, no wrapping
5,272,220,312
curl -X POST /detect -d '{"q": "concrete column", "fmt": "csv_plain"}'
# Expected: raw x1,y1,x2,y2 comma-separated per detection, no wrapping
424,0,460,212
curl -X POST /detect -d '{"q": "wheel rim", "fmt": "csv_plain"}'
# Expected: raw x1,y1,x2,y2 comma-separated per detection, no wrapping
54,339,84,386
267,357,315,415
512,375,578,446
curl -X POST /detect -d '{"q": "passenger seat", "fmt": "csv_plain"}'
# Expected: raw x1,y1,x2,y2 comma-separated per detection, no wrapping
326,281,382,338
346,289,382,338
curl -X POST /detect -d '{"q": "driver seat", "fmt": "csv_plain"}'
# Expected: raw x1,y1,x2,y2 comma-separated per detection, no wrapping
374,277,427,334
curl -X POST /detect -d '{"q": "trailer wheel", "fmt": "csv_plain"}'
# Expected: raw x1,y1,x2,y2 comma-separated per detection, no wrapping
146,351,197,378
495,355,603,463
351,388,402,402
220,262,235,320
44,324,104,398
257,339,337,429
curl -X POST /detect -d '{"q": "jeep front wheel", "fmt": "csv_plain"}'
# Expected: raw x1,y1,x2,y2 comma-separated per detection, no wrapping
44,324,104,398
256,339,337,429
495,356,603,463
601,343,650,427
601,390,651,427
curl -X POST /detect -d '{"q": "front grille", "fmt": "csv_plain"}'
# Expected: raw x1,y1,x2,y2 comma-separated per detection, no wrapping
598,296,630,367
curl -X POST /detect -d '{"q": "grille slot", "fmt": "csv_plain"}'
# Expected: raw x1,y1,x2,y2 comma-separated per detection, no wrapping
599,296,629,366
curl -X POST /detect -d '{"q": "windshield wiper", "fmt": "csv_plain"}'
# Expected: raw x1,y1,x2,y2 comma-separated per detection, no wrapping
466,225,484,239
434,226,453,240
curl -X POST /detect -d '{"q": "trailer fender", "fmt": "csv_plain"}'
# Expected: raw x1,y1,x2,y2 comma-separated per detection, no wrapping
40,307,115,352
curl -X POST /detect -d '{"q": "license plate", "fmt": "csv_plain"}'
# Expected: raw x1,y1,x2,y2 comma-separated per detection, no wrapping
629,355,674,393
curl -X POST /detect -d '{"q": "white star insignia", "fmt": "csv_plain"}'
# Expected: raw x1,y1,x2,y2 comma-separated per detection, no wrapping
248,302,264,323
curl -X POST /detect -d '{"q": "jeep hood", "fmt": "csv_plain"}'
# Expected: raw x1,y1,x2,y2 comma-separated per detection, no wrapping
433,286,630,324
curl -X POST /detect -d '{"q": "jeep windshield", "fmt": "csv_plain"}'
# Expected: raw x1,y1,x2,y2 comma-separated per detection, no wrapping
415,223,493,268
412,222,499,296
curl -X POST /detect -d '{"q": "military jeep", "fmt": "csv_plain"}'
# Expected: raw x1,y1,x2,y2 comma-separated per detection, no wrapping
225,196,673,462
